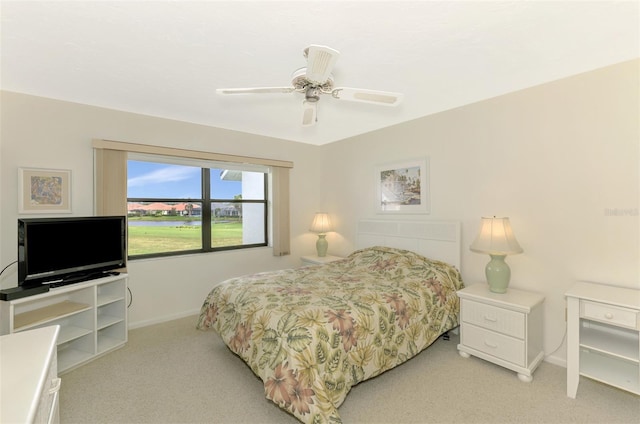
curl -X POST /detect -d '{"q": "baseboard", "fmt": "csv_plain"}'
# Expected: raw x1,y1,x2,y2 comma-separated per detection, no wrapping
128,308,201,330
543,354,567,368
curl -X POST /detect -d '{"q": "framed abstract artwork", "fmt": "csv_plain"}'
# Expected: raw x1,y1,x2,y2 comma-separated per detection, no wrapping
18,168,72,213
375,158,429,214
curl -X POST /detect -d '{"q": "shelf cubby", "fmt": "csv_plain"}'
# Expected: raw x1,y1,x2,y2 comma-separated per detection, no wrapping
0,274,128,374
566,281,640,398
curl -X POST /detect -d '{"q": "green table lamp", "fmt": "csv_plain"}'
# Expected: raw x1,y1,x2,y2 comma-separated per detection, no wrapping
310,212,333,257
470,216,523,293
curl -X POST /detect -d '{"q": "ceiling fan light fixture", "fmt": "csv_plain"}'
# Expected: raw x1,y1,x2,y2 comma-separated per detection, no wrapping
291,67,334,91
305,87,320,102
304,45,340,84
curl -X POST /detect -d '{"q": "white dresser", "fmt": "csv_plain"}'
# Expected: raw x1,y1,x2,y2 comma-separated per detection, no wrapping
457,284,545,382
0,325,61,424
565,281,640,398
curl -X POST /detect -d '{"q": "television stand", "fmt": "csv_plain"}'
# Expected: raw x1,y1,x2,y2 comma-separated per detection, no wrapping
0,273,128,373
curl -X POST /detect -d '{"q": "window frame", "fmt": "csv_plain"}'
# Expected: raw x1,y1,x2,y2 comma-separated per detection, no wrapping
127,161,269,259
93,139,292,258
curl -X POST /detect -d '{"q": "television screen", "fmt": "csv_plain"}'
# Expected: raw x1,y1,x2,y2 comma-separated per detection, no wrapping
18,216,126,287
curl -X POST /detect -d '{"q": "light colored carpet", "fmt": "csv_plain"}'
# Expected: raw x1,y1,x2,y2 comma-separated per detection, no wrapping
59,315,639,424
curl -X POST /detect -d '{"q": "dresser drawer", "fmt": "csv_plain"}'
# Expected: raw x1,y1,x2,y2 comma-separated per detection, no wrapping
461,299,525,338
462,324,526,366
581,301,639,330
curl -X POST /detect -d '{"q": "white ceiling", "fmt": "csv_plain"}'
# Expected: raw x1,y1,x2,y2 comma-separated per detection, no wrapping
1,1,638,146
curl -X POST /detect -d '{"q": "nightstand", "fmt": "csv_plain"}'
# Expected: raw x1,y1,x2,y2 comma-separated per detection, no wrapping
457,284,545,382
300,255,343,266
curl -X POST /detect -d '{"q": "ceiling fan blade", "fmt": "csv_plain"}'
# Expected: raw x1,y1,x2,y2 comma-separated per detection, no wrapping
331,87,403,106
301,100,317,126
304,45,340,84
216,87,294,95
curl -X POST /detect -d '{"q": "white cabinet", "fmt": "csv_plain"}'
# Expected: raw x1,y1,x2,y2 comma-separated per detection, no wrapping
457,284,545,382
565,281,640,398
0,274,128,374
1,325,61,424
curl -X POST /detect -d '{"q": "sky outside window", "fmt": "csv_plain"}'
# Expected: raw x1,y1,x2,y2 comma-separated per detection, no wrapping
127,161,241,199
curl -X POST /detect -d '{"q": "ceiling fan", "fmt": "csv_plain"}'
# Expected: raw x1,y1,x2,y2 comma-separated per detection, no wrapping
216,45,404,126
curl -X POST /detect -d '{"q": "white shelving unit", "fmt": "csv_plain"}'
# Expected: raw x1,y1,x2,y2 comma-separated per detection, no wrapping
0,274,128,374
565,281,640,398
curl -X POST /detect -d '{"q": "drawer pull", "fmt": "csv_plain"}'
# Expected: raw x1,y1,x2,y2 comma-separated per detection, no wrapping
604,313,614,320
484,340,498,349
483,315,498,322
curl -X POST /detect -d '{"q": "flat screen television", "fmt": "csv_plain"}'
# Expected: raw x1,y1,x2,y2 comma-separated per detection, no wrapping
18,216,126,288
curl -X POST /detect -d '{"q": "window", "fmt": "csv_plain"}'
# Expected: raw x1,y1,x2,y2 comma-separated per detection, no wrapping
127,157,268,258
93,139,291,257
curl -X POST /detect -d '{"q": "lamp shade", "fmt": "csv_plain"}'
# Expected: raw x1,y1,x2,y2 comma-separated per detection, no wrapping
310,213,332,234
470,217,523,255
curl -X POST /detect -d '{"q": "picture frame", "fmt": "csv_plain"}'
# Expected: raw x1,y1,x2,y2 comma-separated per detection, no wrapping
375,158,429,214
18,168,72,213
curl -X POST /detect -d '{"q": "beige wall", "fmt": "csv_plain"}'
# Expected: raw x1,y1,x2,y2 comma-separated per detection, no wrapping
322,59,639,365
0,92,324,327
1,59,638,365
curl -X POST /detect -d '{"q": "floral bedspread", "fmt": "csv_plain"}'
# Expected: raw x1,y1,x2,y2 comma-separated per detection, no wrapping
196,246,464,423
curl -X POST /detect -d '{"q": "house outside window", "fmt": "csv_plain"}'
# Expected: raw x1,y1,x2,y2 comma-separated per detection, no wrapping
127,157,268,258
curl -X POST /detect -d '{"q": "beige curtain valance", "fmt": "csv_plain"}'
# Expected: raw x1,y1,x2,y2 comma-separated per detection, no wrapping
92,139,293,169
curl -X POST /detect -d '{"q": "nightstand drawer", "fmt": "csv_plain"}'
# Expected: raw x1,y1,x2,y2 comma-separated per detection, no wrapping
461,299,525,339
463,324,525,366
580,301,639,330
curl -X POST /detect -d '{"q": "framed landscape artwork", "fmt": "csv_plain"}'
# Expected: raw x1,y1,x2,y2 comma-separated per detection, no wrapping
375,158,429,214
18,168,72,213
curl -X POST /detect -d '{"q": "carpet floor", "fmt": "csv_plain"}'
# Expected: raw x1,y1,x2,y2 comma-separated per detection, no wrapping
59,315,639,423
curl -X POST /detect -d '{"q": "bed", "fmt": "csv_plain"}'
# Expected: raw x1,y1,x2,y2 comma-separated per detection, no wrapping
196,220,464,423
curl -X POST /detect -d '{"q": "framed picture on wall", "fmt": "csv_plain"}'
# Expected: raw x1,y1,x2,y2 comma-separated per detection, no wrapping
375,158,429,214
18,167,72,213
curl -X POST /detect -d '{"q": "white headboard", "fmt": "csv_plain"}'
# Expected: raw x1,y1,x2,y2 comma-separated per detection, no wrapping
356,219,461,270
